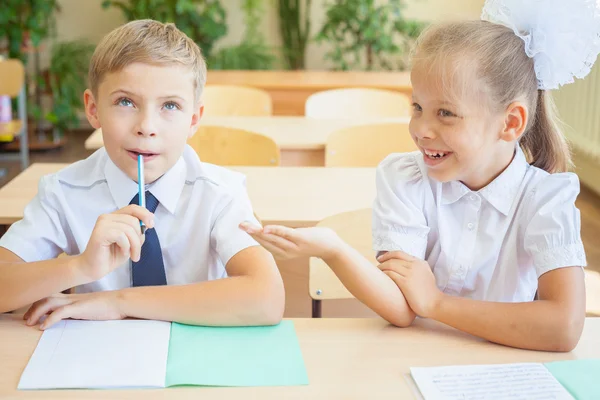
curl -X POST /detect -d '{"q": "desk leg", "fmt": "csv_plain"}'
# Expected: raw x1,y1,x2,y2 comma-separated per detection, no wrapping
312,299,322,318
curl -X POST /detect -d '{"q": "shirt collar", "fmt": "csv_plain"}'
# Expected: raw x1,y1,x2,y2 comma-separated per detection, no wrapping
441,146,529,215
104,155,187,215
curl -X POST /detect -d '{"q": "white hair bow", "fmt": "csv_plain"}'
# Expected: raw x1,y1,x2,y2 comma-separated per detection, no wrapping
481,0,600,90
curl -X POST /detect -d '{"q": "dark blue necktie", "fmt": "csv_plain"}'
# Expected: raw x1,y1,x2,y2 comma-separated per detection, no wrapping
129,191,167,286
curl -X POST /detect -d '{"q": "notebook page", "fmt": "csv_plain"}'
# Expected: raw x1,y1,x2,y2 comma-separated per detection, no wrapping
410,363,573,400
18,319,171,390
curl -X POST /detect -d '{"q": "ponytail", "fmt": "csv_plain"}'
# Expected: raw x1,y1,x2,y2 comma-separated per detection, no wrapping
520,90,572,173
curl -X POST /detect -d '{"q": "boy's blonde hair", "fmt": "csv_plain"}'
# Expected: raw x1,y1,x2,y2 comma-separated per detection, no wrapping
412,20,570,173
89,19,207,103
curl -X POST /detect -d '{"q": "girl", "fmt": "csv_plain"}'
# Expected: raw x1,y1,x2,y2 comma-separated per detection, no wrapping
240,0,599,352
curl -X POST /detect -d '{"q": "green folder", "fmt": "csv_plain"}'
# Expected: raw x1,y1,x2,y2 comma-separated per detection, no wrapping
545,359,600,400
165,320,309,387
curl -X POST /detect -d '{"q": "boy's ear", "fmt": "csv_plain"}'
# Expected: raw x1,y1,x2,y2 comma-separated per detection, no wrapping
188,101,204,139
84,89,101,129
501,101,528,142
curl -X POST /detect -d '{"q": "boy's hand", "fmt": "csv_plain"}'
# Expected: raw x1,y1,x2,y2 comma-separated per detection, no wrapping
377,251,443,318
77,205,154,283
239,222,344,261
23,291,126,330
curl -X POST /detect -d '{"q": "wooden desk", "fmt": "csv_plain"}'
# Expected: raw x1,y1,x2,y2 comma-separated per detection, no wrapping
84,116,411,166
0,163,375,227
1,315,599,399
207,70,412,115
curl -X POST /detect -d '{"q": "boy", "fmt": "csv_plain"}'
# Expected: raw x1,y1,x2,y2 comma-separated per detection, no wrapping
0,20,285,329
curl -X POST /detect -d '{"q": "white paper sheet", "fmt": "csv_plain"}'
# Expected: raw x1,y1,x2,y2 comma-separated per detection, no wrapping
410,363,574,400
18,319,171,390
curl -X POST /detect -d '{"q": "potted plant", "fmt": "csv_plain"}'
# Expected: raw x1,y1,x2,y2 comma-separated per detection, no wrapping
209,0,276,70
101,0,228,58
40,41,95,140
316,0,426,71
277,0,312,70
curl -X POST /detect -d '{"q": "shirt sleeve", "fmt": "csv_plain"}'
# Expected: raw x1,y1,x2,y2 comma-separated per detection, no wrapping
523,172,587,277
210,177,260,267
0,174,69,261
372,152,430,259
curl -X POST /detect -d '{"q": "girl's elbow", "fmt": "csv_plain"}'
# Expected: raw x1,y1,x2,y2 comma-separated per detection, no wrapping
388,312,417,328
546,314,585,352
556,320,584,352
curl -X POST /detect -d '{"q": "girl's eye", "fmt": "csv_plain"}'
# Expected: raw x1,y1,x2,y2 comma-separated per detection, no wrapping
164,102,180,111
117,98,134,107
412,103,422,112
438,109,456,118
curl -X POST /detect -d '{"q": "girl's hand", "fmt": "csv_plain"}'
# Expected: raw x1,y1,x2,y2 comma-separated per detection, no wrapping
239,222,344,261
377,251,443,318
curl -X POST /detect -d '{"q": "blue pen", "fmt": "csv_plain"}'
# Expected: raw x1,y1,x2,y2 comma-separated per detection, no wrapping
137,154,146,234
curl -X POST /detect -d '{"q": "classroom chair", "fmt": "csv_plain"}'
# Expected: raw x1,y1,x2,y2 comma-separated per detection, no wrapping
0,59,29,170
325,122,417,167
202,85,273,116
309,208,373,317
304,88,411,119
188,125,280,166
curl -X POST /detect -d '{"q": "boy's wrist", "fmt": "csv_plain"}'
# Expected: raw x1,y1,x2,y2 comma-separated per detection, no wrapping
113,288,131,319
67,255,94,287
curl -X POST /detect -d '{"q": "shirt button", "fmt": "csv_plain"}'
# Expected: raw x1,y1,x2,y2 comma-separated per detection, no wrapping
467,222,474,230
470,195,476,201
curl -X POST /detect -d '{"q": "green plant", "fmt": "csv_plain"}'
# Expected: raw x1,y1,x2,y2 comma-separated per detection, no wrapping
316,0,425,71
101,0,227,57
277,0,311,69
209,0,275,70
42,41,95,135
0,0,59,62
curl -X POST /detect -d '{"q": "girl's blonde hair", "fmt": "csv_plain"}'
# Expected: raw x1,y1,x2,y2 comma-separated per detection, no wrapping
89,19,207,103
412,20,571,173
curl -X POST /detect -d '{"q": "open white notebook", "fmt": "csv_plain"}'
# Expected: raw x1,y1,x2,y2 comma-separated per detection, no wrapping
18,320,171,389
410,363,573,400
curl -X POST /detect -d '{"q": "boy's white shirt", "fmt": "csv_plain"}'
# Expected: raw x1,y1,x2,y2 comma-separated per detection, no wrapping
0,145,260,293
373,146,587,302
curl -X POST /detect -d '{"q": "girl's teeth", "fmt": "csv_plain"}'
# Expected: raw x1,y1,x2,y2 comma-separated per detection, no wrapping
425,151,447,158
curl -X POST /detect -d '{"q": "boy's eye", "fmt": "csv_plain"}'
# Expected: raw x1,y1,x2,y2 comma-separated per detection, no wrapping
117,98,133,107
438,109,456,118
412,103,422,112
164,102,180,111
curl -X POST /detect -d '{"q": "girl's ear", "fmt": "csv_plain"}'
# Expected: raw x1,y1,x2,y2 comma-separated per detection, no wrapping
501,101,528,142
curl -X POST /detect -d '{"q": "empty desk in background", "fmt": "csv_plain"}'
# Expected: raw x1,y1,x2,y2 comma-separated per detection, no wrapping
84,116,411,166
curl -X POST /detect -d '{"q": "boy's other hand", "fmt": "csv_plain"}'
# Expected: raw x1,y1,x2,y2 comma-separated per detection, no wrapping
77,205,154,283
23,291,126,330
